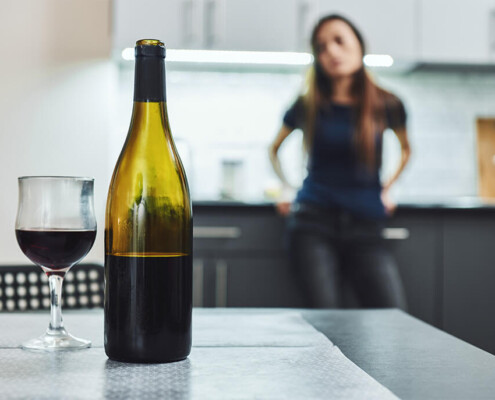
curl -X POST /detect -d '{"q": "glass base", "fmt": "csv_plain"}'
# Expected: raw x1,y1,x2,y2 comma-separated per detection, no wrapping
22,327,91,351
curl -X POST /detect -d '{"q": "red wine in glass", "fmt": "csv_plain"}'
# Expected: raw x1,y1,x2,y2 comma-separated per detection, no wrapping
16,229,96,274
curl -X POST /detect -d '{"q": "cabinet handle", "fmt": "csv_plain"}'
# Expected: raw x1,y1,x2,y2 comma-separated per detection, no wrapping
182,0,194,47
297,0,310,51
193,226,242,239
382,228,410,240
193,259,204,307
203,0,216,48
490,9,495,54
215,260,228,307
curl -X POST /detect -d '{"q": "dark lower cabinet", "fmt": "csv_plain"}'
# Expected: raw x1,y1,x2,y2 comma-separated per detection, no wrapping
192,205,293,308
386,214,442,327
225,257,304,307
192,255,304,307
442,214,495,354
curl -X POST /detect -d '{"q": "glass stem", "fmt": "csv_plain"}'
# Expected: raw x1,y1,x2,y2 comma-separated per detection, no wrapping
48,274,65,332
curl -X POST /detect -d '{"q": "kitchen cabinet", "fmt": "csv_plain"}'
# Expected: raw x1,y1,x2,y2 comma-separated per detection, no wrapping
419,0,495,63
192,204,441,315
442,213,495,354
386,212,442,327
214,0,294,51
193,255,304,307
113,0,190,50
192,205,305,307
113,0,495,66
317,0,418,60
213,0,317,52
225,257,303,307
113,0,318,52
112,0,417,57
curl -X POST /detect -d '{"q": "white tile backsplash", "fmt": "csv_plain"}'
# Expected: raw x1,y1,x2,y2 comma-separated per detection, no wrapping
115,65,495,203
377,70,493,201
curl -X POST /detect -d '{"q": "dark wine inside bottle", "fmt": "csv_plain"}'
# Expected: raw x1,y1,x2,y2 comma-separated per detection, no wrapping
104,253,192,363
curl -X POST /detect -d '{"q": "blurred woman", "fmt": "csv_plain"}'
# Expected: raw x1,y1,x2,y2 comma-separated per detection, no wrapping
269,14,411,308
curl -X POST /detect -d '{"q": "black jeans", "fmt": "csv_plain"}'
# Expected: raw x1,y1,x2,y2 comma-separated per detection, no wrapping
287,203,407,309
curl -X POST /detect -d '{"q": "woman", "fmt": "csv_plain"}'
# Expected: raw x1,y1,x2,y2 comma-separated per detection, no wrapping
269,14,411,309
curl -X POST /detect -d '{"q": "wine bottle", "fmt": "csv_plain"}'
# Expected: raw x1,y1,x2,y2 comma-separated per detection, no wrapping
104,39,192,363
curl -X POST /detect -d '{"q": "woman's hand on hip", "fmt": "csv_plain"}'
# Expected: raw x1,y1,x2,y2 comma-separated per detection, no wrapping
275,185,296,216
276,201,293,216
381,188,397,216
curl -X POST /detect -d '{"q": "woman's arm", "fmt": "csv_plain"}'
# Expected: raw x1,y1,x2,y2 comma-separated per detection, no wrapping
381,126,411,214
269,124,295,187
268,124,296,215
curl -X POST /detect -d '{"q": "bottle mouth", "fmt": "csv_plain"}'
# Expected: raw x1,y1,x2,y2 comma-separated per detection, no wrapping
136,39,164,47
135,39,166,58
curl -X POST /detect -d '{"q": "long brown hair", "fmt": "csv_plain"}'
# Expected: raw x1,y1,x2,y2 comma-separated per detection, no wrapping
302,14,396,170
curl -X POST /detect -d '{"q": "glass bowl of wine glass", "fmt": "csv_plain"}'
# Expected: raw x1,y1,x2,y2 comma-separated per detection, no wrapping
15,176,97,351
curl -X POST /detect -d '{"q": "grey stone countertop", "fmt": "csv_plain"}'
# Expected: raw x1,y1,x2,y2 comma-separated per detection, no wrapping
0,309,494,399
192,197,495,210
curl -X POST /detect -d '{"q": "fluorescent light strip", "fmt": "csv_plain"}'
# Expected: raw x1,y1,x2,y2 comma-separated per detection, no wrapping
122,48,393,68
122,48,313,65
171,49,314,65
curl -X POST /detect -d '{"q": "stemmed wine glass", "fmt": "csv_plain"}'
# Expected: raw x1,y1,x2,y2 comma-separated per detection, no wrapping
15,176,97,350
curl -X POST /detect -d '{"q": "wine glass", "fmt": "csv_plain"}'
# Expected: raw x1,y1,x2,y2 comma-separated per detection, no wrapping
15,176,97,350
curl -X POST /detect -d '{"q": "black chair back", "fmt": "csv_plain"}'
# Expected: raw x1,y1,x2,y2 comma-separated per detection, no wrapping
0,264,104,312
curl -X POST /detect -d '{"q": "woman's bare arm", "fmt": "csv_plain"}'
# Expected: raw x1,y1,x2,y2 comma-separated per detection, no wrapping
268,124,296,215
268,124,295,189
383,127,411,191
381,126,411,215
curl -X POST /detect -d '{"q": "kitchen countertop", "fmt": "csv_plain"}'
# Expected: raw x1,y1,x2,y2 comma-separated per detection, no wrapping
0,309,494,399
193,197,495,210
303,309,495,400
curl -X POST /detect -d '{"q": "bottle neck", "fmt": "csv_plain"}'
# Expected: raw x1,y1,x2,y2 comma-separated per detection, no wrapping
133,56,166,102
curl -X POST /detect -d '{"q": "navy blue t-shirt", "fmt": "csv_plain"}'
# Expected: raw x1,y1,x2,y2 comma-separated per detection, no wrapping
283,97,407,220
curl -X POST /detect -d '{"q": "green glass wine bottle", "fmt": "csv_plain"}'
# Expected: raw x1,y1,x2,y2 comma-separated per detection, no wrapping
104,39,192,363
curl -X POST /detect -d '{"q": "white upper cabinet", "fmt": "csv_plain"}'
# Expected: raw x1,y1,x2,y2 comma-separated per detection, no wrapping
317,0,417,60
211,0,318,52
211,0,295,51
419,0,495,63
113,0,495,65
113,0,417,56
113,0,189,51
112,0,320,52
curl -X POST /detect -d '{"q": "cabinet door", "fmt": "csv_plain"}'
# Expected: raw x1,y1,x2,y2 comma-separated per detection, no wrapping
385,214,441,326
420,0,495,63
113,0,188,51
443,214,495,354
193,257,219,307
194,255,304,307
225,257,305,307
317,0,417,60
214,0,300,51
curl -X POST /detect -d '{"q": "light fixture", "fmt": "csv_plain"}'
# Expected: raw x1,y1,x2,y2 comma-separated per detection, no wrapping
363,54,394,68
122,48,313,66
121,48,134,61
122,48,394,68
